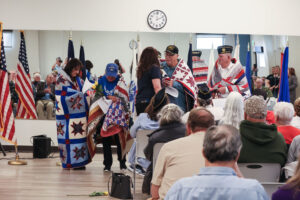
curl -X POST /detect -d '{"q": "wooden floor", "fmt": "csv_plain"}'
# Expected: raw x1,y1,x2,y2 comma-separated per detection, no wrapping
0,152,149,200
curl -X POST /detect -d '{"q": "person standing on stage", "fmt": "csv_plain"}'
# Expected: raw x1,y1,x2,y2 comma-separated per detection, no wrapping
55,58,90,169
135,47,162,115
208,45,250,98
161,45,197,113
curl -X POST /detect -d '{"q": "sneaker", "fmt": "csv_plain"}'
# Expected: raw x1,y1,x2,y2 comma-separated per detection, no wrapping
104,166,111,172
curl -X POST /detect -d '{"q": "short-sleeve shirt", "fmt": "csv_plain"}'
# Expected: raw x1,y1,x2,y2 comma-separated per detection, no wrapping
136,65,161,103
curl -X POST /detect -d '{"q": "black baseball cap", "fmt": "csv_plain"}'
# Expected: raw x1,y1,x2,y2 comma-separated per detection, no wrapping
165,45,179,55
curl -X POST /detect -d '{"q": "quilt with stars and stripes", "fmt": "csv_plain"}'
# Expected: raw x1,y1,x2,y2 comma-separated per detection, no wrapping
55,70,90,169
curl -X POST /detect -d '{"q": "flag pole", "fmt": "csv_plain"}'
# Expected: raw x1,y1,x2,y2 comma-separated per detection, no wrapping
8,144,27,165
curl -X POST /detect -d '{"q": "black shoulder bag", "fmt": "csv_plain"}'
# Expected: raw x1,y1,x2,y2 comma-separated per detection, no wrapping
108,172,133,199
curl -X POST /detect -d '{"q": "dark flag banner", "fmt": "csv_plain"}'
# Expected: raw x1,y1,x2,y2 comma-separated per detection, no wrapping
278,47,290,102
79,45,86,80
68,39,75,60
245,49,252,94
187,43,193,73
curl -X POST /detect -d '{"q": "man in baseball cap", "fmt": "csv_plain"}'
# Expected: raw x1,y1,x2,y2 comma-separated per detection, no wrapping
161,44,197,113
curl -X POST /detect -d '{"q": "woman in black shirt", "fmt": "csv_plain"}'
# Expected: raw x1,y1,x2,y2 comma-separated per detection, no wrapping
136,47,162,115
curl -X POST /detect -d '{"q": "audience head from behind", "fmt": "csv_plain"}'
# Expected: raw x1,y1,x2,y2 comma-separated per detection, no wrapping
145,88,169,121
274,102,295,126
203,125,242,165
219,91,244,129
164,124,269,200
157,103,183,126
244,95,267,122
197,84,212,107
64,58,83,81
186,107,215,135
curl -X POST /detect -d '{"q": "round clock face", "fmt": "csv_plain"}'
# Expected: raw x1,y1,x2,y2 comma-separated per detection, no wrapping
147,10,167,30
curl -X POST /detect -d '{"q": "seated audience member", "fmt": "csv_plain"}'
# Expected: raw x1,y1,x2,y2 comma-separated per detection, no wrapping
182,84,224,124
253,77,273,98
143,104,186,195
165,125,268,200
238,96,287,166
151,107,215,200
291,97,300,129
219,91,244,130
36,74,55,120
128,88,169,174
32,72,42,100
287,135,300,163
274,102,300,146
272,156,300,200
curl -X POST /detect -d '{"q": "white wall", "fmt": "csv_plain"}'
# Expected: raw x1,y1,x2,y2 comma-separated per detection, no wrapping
5,30,40,74
1,0,300,36
288,36,300,97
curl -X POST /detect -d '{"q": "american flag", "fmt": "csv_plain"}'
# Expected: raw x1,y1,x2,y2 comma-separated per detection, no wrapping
0,23,16,144
15,31,37,119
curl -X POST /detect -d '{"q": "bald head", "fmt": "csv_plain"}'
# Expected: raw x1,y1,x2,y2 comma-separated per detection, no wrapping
187,107,215,133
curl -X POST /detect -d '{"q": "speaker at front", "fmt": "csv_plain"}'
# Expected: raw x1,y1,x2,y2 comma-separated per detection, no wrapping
33,135,51,158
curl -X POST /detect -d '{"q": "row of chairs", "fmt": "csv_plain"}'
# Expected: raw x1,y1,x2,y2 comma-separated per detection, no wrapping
133,129,284,197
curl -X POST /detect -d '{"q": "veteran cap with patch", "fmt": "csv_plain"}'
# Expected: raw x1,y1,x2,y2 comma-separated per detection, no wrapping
217,45,233,54
165,45,179,55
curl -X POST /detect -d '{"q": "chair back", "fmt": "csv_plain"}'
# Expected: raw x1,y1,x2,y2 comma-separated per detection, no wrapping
261,182,285,197
238,163,281,182
136,129,153,159
153,143,164,170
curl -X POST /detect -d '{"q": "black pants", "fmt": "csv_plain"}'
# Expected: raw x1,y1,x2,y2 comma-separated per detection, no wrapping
102,134,126,168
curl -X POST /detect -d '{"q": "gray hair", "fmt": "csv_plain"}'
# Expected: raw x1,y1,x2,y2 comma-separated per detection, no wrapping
274,102,295,125
219,91,244,129
245,95,267,119
203,125,242,163
157,103,183,126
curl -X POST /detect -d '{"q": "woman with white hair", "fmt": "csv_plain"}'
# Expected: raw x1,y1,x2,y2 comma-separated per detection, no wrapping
142,103,186,194
274,102,300,145
219,91,244,129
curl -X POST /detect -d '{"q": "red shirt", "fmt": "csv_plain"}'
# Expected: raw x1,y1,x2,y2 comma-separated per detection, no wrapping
277,125,300,144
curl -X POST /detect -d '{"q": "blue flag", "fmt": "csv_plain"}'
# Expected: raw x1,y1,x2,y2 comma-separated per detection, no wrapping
68,39,74,60
245,50,252,94
79,45,86,80
187,43,193,73
278,47,290,102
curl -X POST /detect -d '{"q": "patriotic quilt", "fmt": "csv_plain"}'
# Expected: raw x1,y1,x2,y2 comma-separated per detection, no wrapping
87,76,132,159
55,70,90,168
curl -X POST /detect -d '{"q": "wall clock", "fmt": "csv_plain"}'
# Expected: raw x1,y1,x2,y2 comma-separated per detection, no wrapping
147,10,167,30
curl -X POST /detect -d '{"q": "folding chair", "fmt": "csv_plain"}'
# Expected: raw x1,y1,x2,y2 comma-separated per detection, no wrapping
133,129,153,194
238,163,281,182
153,143,164,171
261,182,285,197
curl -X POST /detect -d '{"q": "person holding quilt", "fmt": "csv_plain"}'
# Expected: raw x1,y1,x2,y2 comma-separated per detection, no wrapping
55,58,90,170
87,63,132,172
208,45,250,98
161,45,197,113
